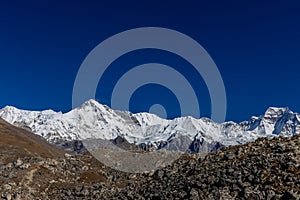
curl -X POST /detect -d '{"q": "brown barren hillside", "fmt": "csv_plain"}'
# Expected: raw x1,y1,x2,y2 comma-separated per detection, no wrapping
0,118,64,163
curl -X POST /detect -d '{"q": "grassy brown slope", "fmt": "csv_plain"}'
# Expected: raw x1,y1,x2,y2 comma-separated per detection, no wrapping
0,118,64,163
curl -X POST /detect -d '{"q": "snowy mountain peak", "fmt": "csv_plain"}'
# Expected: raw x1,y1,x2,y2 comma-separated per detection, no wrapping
264,107,291,119
78,99,109,111
0,100,299,153
2,105,17,110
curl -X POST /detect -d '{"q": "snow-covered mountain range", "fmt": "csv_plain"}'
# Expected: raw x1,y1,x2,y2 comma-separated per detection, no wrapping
0,99,299,153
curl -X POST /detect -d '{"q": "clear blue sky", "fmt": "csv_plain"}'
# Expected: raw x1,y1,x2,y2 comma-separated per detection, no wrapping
0,0,299,122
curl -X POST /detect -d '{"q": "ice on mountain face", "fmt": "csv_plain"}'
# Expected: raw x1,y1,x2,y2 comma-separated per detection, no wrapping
245,117,262,131
264,107,289,120
0,99,300,153
260,107,300,136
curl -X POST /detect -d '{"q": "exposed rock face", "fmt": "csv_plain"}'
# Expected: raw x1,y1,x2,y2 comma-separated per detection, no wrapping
0,120,299,199
188,138,223,153
112,135,137,150
58,140,86,153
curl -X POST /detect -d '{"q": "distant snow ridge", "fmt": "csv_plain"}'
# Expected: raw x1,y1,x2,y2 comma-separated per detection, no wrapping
0,100,299,153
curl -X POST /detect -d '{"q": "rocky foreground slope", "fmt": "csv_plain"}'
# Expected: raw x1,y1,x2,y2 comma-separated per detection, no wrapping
0,118,299,199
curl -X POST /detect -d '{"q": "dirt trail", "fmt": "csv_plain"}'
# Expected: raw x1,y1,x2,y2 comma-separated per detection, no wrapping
22,168,38,194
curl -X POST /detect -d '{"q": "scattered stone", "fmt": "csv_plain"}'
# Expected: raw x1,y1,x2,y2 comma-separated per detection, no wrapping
0,135,299,199
14,159,23,167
